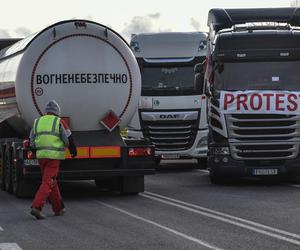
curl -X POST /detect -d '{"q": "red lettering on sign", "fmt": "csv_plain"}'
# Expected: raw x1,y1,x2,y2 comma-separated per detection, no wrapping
287,94,298,111
275,93,285,111
262,93,274,110
237,94,248,110
250,93,262,111
222,91,300,114
224,93,234,110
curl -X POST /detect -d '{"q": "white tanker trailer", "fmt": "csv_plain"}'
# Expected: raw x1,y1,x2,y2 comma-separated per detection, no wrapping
0,20,155,197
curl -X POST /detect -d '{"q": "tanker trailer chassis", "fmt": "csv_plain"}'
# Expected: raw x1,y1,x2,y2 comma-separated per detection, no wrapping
0,19,156,197
0,130,155,197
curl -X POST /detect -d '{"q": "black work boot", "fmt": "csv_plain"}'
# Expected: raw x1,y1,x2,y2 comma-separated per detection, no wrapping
54,200,65,216
54,208,66,216
30,207,46,220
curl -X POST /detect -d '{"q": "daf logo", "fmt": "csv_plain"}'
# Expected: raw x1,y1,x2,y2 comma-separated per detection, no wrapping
160,114,180,119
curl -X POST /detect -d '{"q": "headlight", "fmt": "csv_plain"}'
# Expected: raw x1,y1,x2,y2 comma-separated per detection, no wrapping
211,147,229,155
197,136,208,147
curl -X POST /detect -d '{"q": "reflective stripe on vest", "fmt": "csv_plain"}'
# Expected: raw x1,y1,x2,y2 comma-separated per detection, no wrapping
34,115,65,160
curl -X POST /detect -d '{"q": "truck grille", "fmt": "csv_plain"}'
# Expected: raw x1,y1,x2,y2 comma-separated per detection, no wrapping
226,114,300,160
140,111,199,151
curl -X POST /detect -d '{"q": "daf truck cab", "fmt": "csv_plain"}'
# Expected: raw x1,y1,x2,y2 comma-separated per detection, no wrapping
128,32,208,166
201,8,300,183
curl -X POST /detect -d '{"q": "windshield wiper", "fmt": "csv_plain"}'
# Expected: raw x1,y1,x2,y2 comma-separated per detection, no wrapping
143,86,193,91
142,86,157,90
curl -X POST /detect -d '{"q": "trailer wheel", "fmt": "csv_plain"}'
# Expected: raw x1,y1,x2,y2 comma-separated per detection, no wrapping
95,178,113,190
11,153,29,198
0,146,5,191
120,176,144,195
4,147,13,193
209,170,224,185
154,157,161,170
94,178,105,189
197,158,207,169
155,157,161,165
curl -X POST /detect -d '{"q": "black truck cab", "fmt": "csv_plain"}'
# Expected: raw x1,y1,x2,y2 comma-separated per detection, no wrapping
206,8,300,183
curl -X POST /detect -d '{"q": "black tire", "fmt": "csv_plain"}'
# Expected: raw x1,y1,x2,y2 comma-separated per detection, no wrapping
155,157,161,165
95,177,120,192
11,152,28,198
95,178,111,190
209,170,224,185
197,158,207,169
11,156,18,195
120,176,144,195
154,157,161,170
121,191,139,195
4,147,13,193
0,146,5,191
13,179,36,198
94,179,103,188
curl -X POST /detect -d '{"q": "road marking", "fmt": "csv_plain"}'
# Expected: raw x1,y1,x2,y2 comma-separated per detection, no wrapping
144,191,300,238
288,184,300,188
96,201,223,250
196,169,209,174
142,192,300,246
0,243,22,250
0,226,3,231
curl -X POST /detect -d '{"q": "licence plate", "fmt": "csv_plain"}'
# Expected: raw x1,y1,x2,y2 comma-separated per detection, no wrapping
252,169,278,176
161,154,180,159
24,159,39,166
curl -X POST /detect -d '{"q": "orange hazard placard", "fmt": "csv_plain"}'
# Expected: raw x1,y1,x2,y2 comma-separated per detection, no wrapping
100,110,120,132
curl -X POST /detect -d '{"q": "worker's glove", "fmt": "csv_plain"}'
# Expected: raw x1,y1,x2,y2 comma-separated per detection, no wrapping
70,148,77,158
69,147,77,158
68,135,77,158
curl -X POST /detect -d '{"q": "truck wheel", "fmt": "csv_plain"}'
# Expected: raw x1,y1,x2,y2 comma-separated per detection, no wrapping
155,157,161,164
4,147,13,193
94,179,104,189
120,176,144,195
154,157,161,169
11,155,28,198
209,171,224,185
13,178,36,198
0,147,5,191
95,178,113,190
95,177,123,193
197,158,207,169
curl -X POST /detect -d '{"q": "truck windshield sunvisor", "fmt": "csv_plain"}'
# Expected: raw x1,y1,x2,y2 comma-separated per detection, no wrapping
214,61,300,91
141,66,200,95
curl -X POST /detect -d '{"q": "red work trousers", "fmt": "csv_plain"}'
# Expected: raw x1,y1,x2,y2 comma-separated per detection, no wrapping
32,159,64,213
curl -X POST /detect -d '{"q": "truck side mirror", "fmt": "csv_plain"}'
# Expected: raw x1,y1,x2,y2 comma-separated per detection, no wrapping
194,63,204,74
194,63,204,94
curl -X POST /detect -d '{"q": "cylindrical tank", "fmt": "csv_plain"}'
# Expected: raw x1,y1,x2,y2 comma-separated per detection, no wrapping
0,20,141,134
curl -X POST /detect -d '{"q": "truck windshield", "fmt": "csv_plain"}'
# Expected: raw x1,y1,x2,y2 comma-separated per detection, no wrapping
141,66,198,96
214,61,300,91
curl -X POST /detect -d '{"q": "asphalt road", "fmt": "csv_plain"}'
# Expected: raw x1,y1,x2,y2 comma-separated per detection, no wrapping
1,160,300,250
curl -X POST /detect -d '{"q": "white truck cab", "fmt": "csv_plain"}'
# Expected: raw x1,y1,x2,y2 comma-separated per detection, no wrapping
128,32,208,166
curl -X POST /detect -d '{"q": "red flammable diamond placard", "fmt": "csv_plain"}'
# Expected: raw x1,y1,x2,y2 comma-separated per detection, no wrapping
100,110,120,132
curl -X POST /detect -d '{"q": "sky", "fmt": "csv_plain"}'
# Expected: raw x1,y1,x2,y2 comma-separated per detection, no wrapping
0,0,294,41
